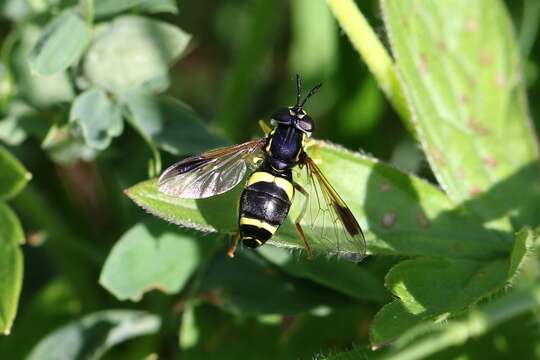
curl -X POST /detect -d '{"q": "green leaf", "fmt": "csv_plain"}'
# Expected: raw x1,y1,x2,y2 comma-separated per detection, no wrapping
70,88,123,150
508,227,535,282
181,304,282,358
408,312,540,360
121,90,228,155
0,101,35,146
91,0,177,17
258,246,387,303
182,303,373,359
370,300,419,349
0,280,80,357
27,310,160,360
28,10,91,75
370,257,509,346
100,219,220,301
0,101,49,146
0,0,33,21
135,0,178,14
0,203,24,335
41,124,97,165
199,250,350,315
0,64,14,109
83,16,191,93
370,228,536,346
379,284,540,360
0,146,31,200
382,0,540,229
126,141,509,259
12,25,74,107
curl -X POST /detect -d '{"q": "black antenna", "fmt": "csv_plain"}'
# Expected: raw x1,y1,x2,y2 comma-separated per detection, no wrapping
295,74,302,108
299,83,322,108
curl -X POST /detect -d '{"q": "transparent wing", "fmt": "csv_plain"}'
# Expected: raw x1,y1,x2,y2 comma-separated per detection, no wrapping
301,154,367,262
158,139,266,199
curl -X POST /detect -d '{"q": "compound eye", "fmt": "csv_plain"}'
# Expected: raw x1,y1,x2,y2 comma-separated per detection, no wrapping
297,116,313,133
270,108,293,125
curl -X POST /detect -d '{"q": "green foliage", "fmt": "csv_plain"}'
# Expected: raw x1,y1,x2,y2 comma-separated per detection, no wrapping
27,310,160,360
127,140,511,259
0,146,31,200
28,10,91,76
0,0,539,358
259,245,387,303
121,90,228,156
70,88,123,150
84,16,190,93
0,146,29,335
92,0,178,18
13,25,75,107
100,220,220,301
382,0,540,231
0,203,24,335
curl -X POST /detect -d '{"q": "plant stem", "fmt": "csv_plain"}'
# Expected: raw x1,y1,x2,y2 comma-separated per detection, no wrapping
325,0,413,134
385,284,540,360
86,0,94,26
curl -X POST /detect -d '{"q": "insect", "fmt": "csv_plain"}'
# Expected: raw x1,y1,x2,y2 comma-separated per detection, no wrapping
158,75,366,261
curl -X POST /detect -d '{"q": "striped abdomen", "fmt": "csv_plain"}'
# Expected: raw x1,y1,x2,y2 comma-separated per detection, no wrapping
239,169,294,248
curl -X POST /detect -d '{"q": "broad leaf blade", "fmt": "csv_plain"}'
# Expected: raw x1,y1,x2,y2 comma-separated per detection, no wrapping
258,246,387,303
28,310,160,360
28,10,91,75
13,25,74,108
100,220,220,301
0,280,80,357
41,124,97,165
70,88,123,150
382,0,540,229
121,91,227,155
91,0,178,17
199,250,350,315
0,203,24,335
84,16,191,93
370,228,534,346
126,141,508,259
371,258,508,346
0,146,31,200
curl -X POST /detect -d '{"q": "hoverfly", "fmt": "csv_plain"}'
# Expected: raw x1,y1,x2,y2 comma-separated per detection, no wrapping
158,75,366,261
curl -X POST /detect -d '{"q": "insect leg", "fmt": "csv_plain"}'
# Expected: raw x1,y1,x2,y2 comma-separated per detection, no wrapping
293,181,314,260
227,230,241,258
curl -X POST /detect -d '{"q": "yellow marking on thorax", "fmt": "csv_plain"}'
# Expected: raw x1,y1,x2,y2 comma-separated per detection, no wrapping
247,172,294,200
296,133,307,162
302,133,308,149
240,217,278,234
265,128,276,153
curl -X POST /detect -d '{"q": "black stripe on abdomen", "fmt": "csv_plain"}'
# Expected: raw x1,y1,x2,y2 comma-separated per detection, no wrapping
240,224,272,248
240,187,291,226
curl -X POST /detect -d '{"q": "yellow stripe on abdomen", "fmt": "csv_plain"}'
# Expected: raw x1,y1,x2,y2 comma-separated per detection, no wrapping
247,172,294,200
240,217,278,234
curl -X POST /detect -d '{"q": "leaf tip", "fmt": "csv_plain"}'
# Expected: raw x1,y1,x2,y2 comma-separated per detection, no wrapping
3,326,11,336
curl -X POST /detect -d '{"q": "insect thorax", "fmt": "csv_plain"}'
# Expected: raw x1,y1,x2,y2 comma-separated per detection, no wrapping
266,124,305,171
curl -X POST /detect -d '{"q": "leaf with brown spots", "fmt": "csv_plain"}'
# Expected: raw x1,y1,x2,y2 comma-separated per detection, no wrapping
382,0,540,230
126,140,508,260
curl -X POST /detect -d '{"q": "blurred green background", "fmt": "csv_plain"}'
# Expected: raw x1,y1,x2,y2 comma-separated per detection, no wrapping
0,0,539,359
